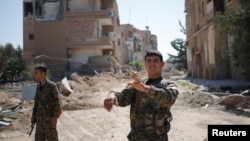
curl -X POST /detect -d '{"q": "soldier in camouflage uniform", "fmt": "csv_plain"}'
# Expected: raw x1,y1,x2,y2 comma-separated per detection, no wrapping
31,65,61,141
104,49,179,141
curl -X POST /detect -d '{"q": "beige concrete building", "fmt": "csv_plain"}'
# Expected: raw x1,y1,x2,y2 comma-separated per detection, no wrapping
118,24,158,64
185,0,242,80
23,0,158,79
23,0,120,78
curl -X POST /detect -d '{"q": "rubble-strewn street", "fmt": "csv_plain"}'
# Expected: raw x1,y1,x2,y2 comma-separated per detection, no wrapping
1,71,250,141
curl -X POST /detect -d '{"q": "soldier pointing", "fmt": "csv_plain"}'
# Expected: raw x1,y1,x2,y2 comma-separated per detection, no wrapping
104,49,179,141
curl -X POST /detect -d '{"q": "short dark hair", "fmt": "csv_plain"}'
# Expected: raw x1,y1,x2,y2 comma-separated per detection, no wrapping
34,64,47,74
144,49,163,62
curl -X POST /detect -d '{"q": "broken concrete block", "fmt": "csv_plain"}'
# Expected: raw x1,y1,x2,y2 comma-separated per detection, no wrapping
0,121,10,126
57,77,73,97
218,94,245,109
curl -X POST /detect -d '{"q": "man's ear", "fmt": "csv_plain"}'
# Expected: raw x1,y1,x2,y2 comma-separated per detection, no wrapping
161,61,165,68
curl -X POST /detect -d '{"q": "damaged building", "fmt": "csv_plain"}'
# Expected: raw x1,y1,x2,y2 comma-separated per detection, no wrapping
185,0,242,80
23,0,157,79
118,24,157,65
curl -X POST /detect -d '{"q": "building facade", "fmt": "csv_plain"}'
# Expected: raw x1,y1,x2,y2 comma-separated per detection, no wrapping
23,0,120,78
185,0,242,80
118,24,157,64
23,0,157,79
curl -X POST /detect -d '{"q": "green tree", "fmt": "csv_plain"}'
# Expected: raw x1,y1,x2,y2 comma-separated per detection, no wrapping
129,60,144,71
0,45,7,72
214,0,250,78
167,21,187,70
0,43,26,81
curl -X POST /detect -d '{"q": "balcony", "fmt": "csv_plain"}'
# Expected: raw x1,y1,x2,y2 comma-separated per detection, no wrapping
66,37,114,49
101,0,114,9
66,10,114,25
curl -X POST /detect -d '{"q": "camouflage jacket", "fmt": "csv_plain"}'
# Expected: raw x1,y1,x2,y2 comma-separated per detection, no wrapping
115,77,179,140
32,79,61,121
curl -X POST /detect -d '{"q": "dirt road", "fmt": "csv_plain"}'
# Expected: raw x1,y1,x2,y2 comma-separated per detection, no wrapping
1,75,250,141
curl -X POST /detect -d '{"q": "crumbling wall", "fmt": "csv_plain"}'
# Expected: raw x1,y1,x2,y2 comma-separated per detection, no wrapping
34,0,63,20
68,0,91,11
43,1,60,19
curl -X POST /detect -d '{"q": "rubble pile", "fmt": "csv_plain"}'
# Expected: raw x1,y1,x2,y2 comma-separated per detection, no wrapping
1,70,250,134
218,94,250,109
218,94,245,109
59,72,129,111
182,91,218,108
181,86,250,110
0,95,30,132
0,72,130,132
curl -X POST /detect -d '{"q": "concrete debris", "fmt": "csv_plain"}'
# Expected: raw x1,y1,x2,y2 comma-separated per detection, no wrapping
57,77,73,97
187,91,215,107
0,103,22,118
1,69,250,136
0,92,8,104
94,70,99,75
70,72,84,84
0,99,23,127
218,94,245,109
240,96,250,108
0,121,10,126
201,104,209,109
240,89,250,96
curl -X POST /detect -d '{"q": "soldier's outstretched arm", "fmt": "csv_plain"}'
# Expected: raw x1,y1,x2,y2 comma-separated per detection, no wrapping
104,87,136,111
104,91,118,112
128,82,179,105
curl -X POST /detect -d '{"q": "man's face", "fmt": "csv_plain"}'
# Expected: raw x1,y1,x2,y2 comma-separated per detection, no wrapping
145,55,164,78
34,70,45,81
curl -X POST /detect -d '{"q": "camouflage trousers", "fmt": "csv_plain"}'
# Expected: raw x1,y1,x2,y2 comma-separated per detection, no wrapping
35,118,58,141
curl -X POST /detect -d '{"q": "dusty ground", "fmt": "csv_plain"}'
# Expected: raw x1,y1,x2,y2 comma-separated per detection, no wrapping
1,72,250,141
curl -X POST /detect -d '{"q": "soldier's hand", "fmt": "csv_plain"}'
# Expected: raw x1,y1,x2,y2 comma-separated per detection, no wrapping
130,70,140,84
104,92,118,112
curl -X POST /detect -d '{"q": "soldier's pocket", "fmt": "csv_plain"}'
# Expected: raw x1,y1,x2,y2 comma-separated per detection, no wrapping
155,109,170,135
145,104,155,135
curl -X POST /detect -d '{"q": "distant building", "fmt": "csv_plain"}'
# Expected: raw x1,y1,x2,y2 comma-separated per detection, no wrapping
118,24,158,64
23,0,157,79
185,0,242,79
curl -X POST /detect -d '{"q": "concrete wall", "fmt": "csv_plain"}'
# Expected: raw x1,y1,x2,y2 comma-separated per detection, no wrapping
34,21,66,57
68,0,92,11
185,0,234,79
65,18,97,43
23,14,35,66
70,48,102,64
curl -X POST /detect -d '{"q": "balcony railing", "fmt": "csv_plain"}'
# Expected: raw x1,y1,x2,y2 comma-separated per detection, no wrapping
66,37,113,49
66,10,113,19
